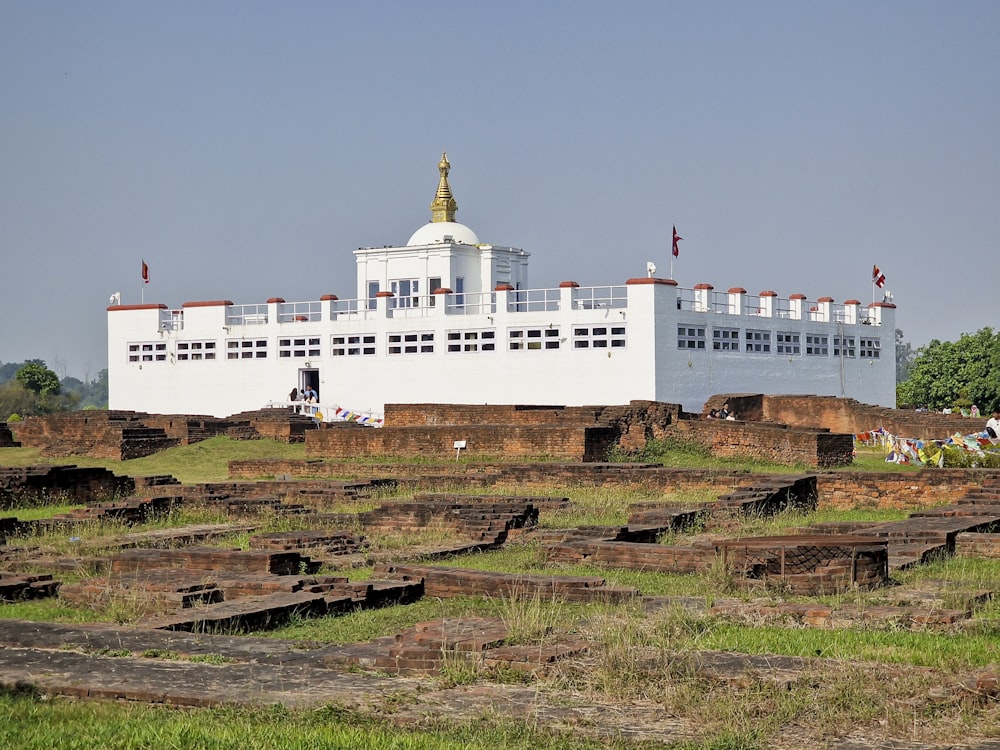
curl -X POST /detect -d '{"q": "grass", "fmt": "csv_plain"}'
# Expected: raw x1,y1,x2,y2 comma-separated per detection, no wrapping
0,696,640,750
0,436,308,484
4,437,1000,747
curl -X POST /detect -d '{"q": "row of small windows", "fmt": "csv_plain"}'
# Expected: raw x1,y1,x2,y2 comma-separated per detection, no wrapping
678,327,880,358
132,326,633,363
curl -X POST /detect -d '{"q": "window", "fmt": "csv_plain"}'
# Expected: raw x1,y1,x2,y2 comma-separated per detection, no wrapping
428,276,442,307
573,325,626,349
367,281,379,310
860,337,881,358
509,327,560,351
278,337,321,359
745,329,771,353
390,278,420,308
127,342,167,363
713,327,740,351
226,338,268,360
776,332,800,355
833,336,856,358
176,340,216,361
678,325,706,350
332,333,376,356
805,334,828,356
388,331,434,355
447,329,496,352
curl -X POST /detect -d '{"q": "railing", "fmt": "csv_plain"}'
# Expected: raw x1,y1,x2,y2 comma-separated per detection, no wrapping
330,297,372,319
505,287,561,313
444,290,495,315
278,300,322,323
226,303,268,326
158,309,184,331
572,285,628,310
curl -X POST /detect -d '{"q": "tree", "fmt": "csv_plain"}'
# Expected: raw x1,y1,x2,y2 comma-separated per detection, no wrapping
15,362,61,396
895,329,914,383
0,381,36,420
896,328,1000,411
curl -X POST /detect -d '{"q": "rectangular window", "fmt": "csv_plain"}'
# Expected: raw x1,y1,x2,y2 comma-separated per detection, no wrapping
176,340,216,362
446,329,496,353
227,338,268,360
509,327,559,351
428,276,442,307
387,331,433,355
573,324,626,350
833,336,856,358
390,278,420,308
677,325,706,350
127,342,166,363
745,329,771,353
860,337,881,358
278,337,319,359
713,327,740,351
776,332,800,355
805,334,829,356
332,333,376,356
367,281,379,310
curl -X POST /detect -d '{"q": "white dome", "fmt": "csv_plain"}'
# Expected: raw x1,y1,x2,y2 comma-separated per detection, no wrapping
406,221,480,247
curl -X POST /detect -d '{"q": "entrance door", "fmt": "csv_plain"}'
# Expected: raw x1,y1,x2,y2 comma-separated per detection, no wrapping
300,369,319,401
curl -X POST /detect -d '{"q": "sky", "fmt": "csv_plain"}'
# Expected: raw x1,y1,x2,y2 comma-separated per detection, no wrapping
2,1,998,380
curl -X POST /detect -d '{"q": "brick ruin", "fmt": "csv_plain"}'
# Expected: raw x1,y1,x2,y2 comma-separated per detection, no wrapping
305,400,854,466
4,407,1000,744
9,408,318,459
705,393,988,439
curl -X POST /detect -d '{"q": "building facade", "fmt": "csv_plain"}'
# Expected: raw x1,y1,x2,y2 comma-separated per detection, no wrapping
107,154,896,419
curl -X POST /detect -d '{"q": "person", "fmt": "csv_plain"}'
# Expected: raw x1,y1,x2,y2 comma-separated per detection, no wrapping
986,410,1000,442
707,409,718,419
718,403,731,419
971,405,980,419
288,387,298,403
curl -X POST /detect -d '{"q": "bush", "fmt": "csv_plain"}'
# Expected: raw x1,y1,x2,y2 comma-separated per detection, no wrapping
7,413,21,422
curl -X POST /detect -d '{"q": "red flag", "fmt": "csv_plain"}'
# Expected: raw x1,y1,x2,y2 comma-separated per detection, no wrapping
872,264,885,289
672,225,682,258
142,260,149,284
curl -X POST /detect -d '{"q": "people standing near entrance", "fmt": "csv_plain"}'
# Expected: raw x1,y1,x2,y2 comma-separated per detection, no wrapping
986,410,1000,442
288,387,298,403
303,386,318,416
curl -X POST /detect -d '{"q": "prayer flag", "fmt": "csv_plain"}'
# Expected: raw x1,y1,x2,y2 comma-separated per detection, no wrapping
672,225,682,258
872,264,885,289
142,260,150,284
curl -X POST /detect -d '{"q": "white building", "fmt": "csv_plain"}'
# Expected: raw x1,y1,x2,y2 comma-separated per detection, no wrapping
107,153,896,420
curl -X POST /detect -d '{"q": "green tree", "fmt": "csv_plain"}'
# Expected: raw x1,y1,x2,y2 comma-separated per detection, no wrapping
15,362,61,395
0,381,37,420
895,329,914,383
896,328,1000,411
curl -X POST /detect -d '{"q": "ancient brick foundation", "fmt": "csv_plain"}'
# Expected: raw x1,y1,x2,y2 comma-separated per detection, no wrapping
705,394,986,440
672,419,853,467
306,424,620,462
0,423,20,447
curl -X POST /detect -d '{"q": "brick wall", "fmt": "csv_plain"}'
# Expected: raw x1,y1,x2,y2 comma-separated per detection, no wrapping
705,394,985,440
815,469,988,511
306,425,620,462
672,419,854,467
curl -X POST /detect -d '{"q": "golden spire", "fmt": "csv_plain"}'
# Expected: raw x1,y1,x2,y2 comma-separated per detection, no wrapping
429,151,457,223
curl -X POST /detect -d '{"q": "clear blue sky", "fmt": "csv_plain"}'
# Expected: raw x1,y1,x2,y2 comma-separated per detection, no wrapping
2,1,997,380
